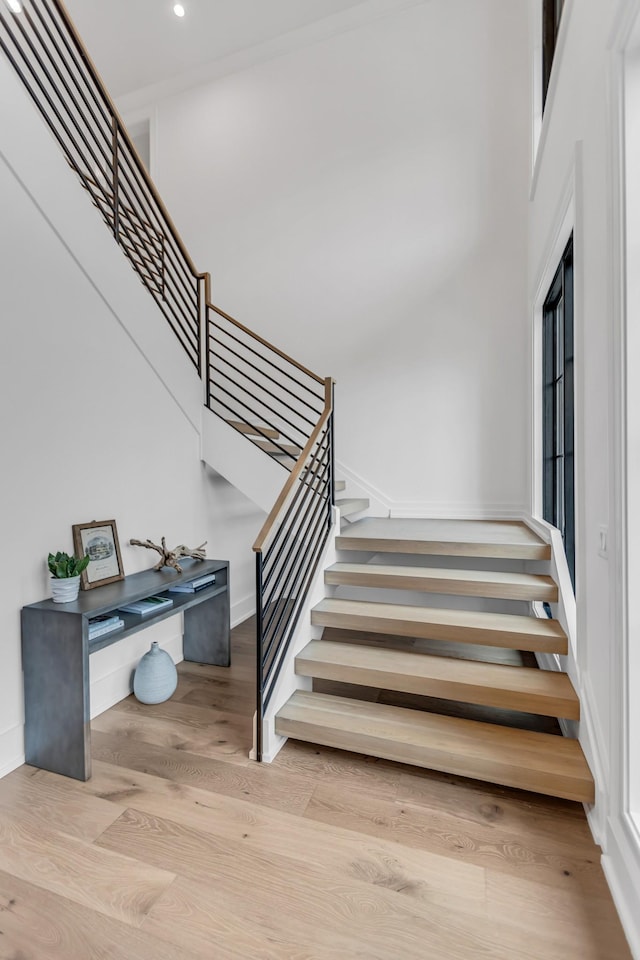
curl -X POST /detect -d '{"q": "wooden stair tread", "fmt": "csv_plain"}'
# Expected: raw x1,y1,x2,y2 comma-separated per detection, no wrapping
275,690,594,803
336,498,369,517
311,598,567,654
226,420,280,439
336,518,550,560
253,439,301,456
325,562,558,601
296,640,579,719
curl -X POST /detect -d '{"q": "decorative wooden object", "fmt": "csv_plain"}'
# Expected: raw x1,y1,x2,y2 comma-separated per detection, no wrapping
129,537,207,573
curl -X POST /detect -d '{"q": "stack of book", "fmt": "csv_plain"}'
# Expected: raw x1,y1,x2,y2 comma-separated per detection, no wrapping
168,572,216,594
119,595,174,616
88,613,125,641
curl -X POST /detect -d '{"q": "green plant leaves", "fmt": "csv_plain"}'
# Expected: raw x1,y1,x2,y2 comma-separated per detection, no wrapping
48,550,90,578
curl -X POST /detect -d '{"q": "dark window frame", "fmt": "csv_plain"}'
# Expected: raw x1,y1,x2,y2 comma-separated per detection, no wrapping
542,235,575,588
542,0,565,109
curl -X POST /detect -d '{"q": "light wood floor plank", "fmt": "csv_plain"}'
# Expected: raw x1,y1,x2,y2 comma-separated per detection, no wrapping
97,808,536,960
92,696,253,765
142,874,371,960
486,870,632,960
0,764,124,842
0,869,206,960
303,780,612,897
394,765,596,851
0,809,175,926
90,729,315,815
65,759,487,919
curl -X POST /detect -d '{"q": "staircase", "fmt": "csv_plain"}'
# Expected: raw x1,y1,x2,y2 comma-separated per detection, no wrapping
275,515,594,804
0,3,593,806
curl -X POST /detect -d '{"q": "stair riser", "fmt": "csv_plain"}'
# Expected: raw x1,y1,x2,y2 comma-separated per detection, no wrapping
310,610,568,655
325,570,558,602
336,537,551,561
275,717,593,803
295,659,580,720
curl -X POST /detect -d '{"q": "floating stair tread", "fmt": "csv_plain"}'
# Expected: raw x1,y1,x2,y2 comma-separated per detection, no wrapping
335,480,346,492
253,439,301,456
336,498,369,517
275,690,594,803
336,517,550,560
311,598,567,654
325,562,558,601
296,640,579,719
226,420,280,439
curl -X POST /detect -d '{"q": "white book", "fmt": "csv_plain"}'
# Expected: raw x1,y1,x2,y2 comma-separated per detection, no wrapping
88,613,121,633
88,618,125,640
119,595,173,616
168,573,216,593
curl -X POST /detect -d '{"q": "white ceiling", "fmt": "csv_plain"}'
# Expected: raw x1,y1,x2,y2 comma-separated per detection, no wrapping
64,0,368,98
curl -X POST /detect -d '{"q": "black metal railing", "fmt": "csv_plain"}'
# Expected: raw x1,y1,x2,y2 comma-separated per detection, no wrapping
0,0,201,369
206,303,326,465
253,379,335,761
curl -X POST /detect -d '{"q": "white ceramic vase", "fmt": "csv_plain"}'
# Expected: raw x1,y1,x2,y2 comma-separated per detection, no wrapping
50,575,81,603
133,641,178,704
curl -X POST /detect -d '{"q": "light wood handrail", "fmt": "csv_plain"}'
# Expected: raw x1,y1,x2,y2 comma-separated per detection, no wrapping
253,378,334,553
207,302,325,386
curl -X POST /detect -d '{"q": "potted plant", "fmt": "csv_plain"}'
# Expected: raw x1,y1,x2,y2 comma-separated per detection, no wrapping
47,550,90,603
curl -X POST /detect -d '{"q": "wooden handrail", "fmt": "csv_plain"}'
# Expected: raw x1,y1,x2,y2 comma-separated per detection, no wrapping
253,378,334,553
208,302,325,386
56,0,202,282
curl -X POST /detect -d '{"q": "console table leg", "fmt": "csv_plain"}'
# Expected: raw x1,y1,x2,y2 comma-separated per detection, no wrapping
21,609,91,781
183,591,230,666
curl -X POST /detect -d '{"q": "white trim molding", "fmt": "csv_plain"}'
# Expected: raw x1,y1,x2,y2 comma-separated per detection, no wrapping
0,724,25,780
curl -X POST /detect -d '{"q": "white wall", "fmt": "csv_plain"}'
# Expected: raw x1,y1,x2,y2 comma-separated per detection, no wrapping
528,0,640,954
145,0,531,518
0,56,262,776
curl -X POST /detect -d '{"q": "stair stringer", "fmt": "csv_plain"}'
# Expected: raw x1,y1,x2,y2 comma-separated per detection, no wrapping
525,515,604,833
201,406,288,513
253,511,338,763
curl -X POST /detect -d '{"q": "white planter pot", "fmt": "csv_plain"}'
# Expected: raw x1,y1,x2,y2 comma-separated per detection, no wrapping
50,575,81,603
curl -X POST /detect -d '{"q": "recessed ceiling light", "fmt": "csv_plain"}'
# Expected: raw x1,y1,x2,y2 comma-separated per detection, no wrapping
173,4,185,16
5,0,22,12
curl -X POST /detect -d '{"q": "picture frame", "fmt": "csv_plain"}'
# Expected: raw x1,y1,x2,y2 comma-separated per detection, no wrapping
72,519,124,590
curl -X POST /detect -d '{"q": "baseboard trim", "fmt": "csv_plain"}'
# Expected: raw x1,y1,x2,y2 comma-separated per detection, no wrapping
602,814,640,960
389,503,528,520
0,724,25,779
231,592,255,628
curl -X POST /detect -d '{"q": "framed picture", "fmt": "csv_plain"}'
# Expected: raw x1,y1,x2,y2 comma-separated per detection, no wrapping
72,519,124,590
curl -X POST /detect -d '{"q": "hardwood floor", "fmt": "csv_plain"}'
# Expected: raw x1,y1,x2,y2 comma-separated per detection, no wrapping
0,617,631,959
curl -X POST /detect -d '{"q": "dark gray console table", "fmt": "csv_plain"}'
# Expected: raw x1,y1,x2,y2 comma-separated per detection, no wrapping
21,558,229,781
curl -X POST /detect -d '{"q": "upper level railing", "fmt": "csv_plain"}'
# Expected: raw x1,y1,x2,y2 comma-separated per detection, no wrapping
0,0,202,369
206,299,326,462
1,0,336,761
